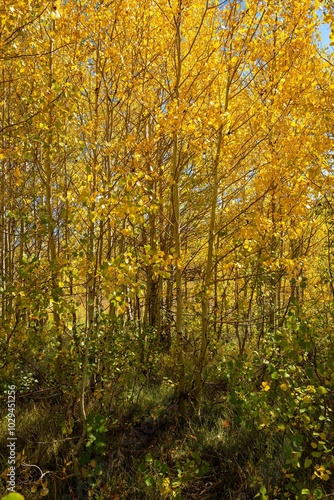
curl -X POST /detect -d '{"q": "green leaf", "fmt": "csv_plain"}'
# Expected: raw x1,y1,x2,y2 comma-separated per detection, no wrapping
293,433,303,446
304,458,312,468
198,461,209,477
138,462,146,473
259,485,267,499
301,489,310,495
317,386,327,395
145,476,155,486
314,489,323,499
79,451,91,465
284,443,292,458
161,463,168,474
271,371,279,380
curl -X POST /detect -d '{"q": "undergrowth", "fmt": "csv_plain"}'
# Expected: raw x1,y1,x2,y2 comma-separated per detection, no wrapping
1,321,334,499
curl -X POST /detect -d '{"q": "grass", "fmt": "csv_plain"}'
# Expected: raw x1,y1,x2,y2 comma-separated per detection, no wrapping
1,345,333,499
0,394,74,499
0,387,286,499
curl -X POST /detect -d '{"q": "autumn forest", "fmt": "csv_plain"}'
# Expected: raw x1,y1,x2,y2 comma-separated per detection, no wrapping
1,0,334,498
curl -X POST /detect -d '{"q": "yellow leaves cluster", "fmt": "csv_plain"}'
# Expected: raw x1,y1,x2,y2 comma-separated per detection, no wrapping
312,464,331,481
1,0,331,350
261,381,270,392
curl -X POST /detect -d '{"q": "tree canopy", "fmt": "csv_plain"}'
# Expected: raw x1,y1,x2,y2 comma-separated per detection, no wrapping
1,1,334,498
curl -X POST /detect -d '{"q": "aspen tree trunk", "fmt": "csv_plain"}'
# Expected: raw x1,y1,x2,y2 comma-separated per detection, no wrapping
268,194,278,333
83,55,99,412
213,232,220,336
143,120,160,335
165,267,173,349
45,6,62,371
325,213,334,301
74,32,100,484
105,97,116,321
158,163,164,345
64,151,77,341
192,67,232,411
172,154,186,417
7,211,13,322
1,67,5,325
193,121,224,412
2,70,15,326
171,1,186,418
5,71,12,325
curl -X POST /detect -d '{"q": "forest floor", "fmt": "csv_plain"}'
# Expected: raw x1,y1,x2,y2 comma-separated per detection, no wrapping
1,349,333,499
0,378,276,499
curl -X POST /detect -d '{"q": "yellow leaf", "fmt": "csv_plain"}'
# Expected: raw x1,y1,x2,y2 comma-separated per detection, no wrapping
2,494,25,500
14,167,22,182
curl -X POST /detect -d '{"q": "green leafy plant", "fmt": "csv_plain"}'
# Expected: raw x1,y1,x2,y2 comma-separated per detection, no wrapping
140,449,209,498
78,412,107,492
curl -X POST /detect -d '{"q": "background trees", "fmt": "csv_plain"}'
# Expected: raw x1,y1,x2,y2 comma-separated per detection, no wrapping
1,0,334,498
